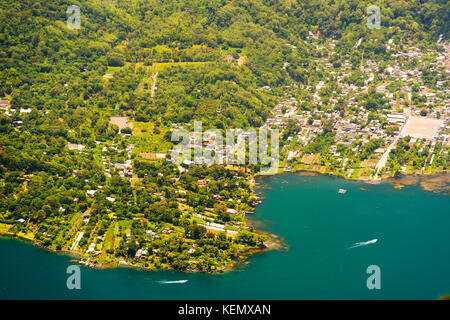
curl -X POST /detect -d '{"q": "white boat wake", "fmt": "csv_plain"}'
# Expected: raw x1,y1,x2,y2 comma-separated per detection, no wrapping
348,239,378,249
157,280,188,284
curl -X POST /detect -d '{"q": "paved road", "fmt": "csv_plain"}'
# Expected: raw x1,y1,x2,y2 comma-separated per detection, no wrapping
373,111,411,180
201,224,238,236
375,136,399,174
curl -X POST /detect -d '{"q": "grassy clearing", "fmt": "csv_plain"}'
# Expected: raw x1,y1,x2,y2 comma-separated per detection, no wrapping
103,222,116,251
67,212,82,236
361,157,379,169
103,63,133,79
17,231,35,240
130,122,172,155
106,66,121,73
155,61,214,71
0,222,13,233
119,220,132,233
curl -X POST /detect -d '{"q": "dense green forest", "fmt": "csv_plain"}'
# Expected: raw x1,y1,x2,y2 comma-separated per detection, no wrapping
0,0,448,128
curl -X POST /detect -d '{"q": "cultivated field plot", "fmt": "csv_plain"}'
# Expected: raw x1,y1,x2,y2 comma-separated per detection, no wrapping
401,116,443,139
155,61,215,71
130,122,172,155
301,153,320,165
361,157,380,168
110,116,132,130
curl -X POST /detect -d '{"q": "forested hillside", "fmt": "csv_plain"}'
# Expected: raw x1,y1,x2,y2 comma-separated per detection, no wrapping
0,0,448,129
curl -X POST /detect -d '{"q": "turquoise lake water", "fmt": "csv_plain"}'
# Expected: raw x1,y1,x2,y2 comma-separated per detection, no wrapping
1,174,449,299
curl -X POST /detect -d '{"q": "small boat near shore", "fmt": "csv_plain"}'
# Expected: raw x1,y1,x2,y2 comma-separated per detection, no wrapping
338,188,347,194
157,280,188,284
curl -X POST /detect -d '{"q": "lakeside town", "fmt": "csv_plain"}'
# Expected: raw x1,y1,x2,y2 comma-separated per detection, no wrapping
163,36,449,181
2,0,450,304
0,2,448,275
0,101,269,272
262,36,449,181
1,36,448,272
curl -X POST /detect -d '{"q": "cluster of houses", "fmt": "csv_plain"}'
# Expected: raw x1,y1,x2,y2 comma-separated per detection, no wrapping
169,124,270,167
102,144,135,178
261,97,298,130
0,100,34,129
259,38,449,173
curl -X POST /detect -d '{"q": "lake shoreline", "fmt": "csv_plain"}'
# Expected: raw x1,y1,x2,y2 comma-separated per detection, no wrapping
0,230,281,275
254,168,449,193
2,172,449,299
2,170,447,275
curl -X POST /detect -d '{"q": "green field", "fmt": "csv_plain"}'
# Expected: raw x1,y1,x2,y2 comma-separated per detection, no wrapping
0,222,13,233
130,122,173,155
